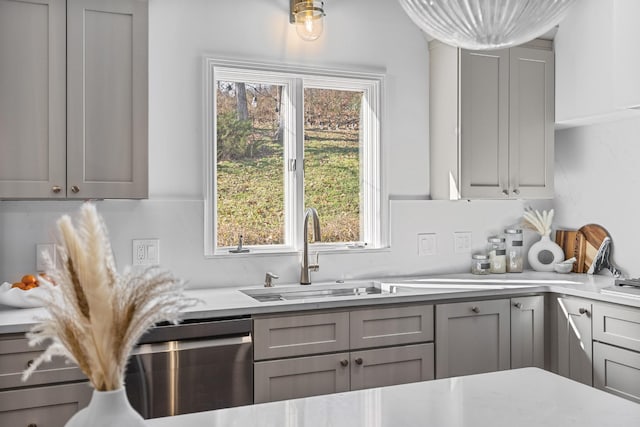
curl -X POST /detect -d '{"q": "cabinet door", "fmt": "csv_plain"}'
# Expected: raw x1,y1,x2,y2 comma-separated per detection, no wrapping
511,296,545,369
435,299,510,379
0,0,66,198
254,352,350,403
509,47,554,199
556,297,593,386
614,0,640,109
350,305,433,349
350,343,434,391
593,342,640,404
67,0,148,199
459,49,510,199
0,382,91,427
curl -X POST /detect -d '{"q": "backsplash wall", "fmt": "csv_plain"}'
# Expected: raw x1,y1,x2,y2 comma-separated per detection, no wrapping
554,115,640,278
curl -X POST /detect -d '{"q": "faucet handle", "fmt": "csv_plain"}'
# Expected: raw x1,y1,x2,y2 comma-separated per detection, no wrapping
309,253,320,272
264,272,279,287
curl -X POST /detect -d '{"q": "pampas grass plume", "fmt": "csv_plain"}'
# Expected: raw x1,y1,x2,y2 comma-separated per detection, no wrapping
23,203,198,391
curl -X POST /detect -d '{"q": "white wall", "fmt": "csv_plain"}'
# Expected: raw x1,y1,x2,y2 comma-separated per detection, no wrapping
554,115,640,278
0,0,531,288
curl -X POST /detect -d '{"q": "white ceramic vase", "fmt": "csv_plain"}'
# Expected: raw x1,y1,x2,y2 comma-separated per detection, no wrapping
65,388,145,427
528,234,564,272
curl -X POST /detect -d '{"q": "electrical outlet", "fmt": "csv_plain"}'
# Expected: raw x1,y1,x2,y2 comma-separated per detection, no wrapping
418,233,437,256
132,239,160,266
36,243,56,271
454,232,472,254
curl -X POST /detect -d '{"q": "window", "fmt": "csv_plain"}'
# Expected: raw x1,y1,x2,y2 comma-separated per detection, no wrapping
204,59,383,255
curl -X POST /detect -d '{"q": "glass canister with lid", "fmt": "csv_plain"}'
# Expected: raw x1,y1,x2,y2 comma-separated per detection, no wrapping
487,236,506,273
504,228,524,273
471,254,491,275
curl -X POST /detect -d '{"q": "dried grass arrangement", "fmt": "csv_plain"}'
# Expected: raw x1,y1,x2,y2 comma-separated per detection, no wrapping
23,203,197,391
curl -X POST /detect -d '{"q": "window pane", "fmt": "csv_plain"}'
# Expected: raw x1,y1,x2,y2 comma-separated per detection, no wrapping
216,81,285,247
303,88,363,243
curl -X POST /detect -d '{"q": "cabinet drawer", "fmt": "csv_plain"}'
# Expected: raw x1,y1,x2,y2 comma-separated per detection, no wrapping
0,335,85,389
254,352,350,403
593,303,640,352
593,342,640,404
350,343,434,391
0,381,91,427
350,305,434,349
253,312,349,360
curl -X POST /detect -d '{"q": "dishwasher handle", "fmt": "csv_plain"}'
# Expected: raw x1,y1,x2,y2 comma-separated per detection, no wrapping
133,335,252,356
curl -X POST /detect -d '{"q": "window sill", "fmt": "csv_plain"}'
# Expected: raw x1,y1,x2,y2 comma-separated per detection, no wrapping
205,245,391,259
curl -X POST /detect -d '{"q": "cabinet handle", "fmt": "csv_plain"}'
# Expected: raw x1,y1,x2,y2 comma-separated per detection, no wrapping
513,189,520,195
502,189,509,196
340,359,349,367
51,185,62,193
355,357,363,365
471,306,480,313
578,307,590,316
26,359,34,369
28,424,37,427
71,185,80,193
513,302,523,309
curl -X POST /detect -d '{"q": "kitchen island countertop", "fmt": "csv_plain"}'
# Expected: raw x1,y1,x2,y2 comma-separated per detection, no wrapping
145,367,640,427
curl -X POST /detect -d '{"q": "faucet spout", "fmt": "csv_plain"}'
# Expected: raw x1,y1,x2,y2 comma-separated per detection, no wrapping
301,207,321,285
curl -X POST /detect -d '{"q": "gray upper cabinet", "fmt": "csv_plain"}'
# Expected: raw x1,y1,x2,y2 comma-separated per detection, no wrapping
0,0,66,198
0,0,148,199
555,296,593,386
430,40,554,200
67,0,148,199
435,299,511,379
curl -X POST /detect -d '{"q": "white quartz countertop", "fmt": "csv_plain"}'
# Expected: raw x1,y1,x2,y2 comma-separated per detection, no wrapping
145,368,640,427
0,271,634,334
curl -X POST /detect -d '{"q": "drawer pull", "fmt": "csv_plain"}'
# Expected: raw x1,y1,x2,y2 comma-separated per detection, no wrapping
579,307,590,316
355,357,363,365
471,306,480,313
514,302,523,309
340,359,349,367
28,424,37,427
26,359,34,369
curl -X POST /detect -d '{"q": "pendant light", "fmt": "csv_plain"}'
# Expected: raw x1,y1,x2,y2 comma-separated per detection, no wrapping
398,0,577,50
290,0,325,41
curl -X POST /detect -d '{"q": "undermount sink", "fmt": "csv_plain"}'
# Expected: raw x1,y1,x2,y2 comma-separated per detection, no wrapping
242,281,397,303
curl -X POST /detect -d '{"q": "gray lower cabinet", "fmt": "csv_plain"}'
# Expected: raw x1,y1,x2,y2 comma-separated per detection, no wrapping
592,302,640,403
253,304,435,403
593,342,640,403
435,299,510,378
555,296,593,386
254,352,350,403
0,0,148,199
0,381,91,427
511,296,544,369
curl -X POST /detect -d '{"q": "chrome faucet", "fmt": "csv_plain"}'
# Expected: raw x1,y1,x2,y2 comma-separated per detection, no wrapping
300,207,321,285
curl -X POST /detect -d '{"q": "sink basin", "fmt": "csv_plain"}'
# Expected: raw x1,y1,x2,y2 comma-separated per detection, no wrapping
242,281,399,303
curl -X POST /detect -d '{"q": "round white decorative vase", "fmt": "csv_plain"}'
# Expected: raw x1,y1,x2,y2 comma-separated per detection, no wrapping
528,234,565,272
65,388,145,427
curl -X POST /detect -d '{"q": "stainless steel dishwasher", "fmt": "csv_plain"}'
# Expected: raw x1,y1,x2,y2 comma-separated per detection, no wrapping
124,316,253,419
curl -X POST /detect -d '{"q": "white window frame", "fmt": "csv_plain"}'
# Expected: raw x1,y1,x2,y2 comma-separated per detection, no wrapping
203,58,384,257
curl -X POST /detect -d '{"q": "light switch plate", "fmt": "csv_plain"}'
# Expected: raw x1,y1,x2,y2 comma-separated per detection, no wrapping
418,233,437,256
132,239,160,266
454,232,472,253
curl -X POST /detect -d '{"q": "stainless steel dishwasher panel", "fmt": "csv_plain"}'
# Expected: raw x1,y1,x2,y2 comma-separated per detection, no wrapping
125,318,253,419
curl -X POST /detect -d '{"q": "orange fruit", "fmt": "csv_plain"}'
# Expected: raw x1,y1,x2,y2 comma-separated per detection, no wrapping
21,274,37,284
11,282,23,289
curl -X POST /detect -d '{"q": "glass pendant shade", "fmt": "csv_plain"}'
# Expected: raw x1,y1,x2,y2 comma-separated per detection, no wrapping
293,0,325,41
398,0,577,50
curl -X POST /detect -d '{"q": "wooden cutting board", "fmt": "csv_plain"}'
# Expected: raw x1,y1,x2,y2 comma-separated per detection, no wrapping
574,224,621,276
555,229,585,273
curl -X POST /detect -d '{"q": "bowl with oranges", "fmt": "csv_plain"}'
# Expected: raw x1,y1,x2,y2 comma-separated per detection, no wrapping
0,273,57,308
